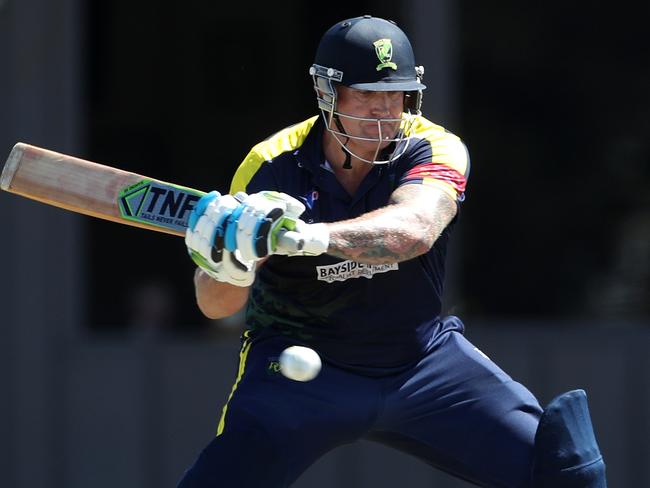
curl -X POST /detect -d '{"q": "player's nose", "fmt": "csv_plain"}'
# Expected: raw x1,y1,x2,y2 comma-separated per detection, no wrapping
369,92,397,118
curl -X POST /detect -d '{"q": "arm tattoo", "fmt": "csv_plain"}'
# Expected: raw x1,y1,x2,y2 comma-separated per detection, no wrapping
326,185,458,264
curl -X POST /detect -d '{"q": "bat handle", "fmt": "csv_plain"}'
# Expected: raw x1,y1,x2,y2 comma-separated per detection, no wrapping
276,229,305,254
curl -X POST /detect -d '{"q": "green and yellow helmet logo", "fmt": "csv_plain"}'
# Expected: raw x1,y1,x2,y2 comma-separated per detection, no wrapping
373,38,397,71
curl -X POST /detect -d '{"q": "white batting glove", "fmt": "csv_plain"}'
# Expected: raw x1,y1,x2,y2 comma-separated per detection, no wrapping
226,191,307,261
185,191,256,287
275,220,330,257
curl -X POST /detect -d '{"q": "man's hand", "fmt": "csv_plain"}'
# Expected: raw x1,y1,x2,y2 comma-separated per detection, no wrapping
276,220,330,257
186,190,326,286
185,191,256,287
228,191,307,261
231,191,331,258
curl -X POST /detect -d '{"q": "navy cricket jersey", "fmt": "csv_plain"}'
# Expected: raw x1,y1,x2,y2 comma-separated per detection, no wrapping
229,115,470,375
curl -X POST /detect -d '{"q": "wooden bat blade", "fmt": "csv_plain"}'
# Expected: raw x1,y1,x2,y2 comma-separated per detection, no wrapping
1,143,205,236
1,143,305,252
0,143,23,191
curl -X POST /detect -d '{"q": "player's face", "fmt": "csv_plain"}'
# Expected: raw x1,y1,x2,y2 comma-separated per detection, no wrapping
334,85,404,149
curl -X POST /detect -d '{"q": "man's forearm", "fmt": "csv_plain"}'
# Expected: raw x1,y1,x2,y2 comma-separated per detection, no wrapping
326,207,432,264
194,268,250,319
325,187,457,265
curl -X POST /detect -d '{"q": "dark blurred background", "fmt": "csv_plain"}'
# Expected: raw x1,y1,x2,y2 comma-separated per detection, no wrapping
0,1,648,487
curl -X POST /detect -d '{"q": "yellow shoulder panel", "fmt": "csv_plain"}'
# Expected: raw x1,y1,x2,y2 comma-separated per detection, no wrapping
407,115,469,176
230,116,319,193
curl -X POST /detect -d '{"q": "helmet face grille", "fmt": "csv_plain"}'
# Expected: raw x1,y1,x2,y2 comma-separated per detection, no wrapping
324,111,416,165
310,63,418,165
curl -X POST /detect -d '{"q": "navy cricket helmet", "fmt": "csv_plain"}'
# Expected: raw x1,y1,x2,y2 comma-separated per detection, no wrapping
313,15,426,93
309,15,425,165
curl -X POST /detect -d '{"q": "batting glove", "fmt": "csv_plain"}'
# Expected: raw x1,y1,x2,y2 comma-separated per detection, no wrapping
225,191,308,261
185,191,256,287
275,220,330,257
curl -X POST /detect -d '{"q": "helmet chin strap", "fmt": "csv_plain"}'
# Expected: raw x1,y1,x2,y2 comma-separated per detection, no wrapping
342,150,352,170
333,114,353,170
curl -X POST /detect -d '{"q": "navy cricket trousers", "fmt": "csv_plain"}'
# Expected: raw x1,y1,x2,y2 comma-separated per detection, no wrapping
177,316,543,487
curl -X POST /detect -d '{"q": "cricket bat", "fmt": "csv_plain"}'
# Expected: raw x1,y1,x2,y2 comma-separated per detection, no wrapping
0,142,303,251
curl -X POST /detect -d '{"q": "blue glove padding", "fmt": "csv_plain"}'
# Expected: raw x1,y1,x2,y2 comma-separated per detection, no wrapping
185,191,256,287
224,191,306,262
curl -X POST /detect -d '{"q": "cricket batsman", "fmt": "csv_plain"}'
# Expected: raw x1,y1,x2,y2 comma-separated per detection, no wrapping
180,15,606,487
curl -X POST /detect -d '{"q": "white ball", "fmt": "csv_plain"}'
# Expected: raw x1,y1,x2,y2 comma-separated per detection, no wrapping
279,346,322,382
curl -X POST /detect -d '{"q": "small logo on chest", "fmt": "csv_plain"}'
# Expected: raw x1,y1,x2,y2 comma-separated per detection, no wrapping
299,190,319,210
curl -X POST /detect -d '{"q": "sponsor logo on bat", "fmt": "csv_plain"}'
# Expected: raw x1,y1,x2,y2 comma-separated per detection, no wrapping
118,179,203,232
